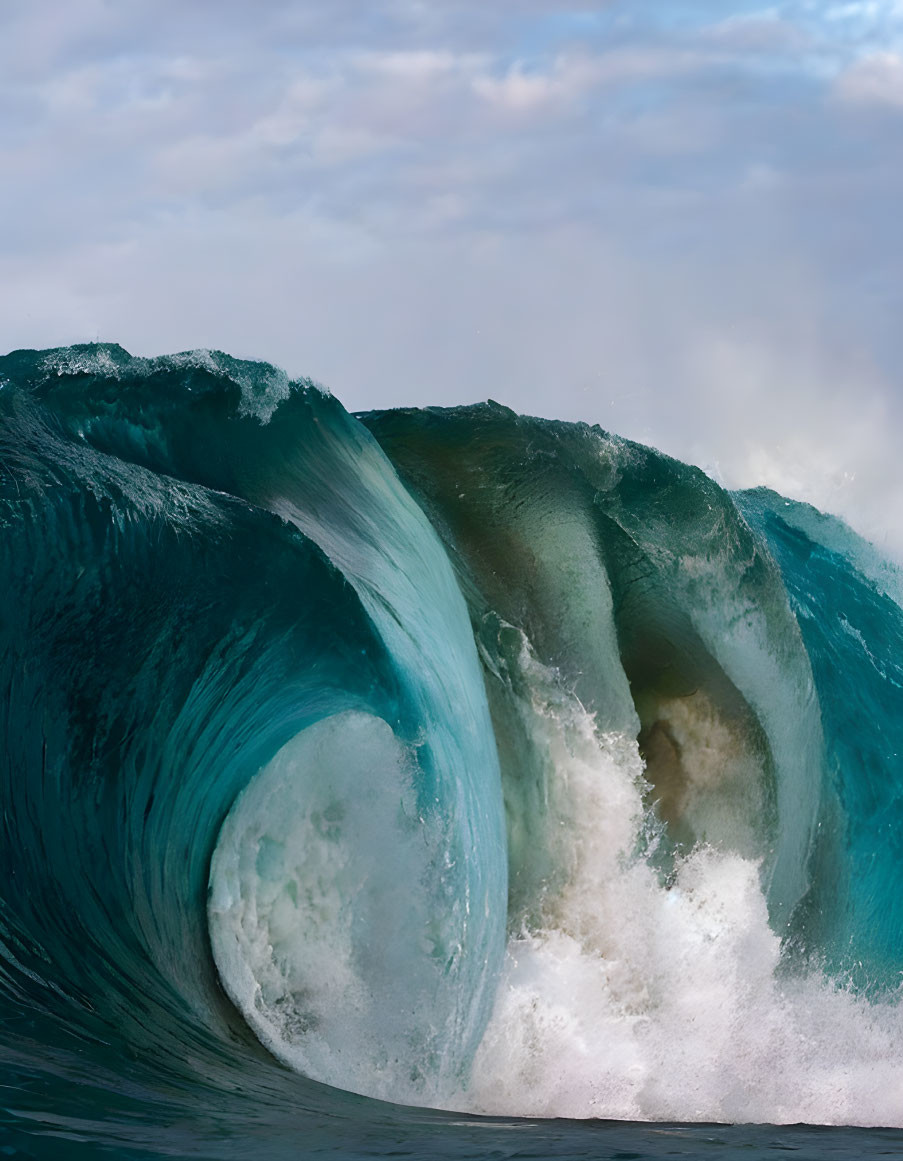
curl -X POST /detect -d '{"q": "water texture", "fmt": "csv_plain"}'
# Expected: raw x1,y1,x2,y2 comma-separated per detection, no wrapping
2,345,902,1158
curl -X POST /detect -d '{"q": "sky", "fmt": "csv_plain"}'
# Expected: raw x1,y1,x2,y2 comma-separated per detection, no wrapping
2,1,902,549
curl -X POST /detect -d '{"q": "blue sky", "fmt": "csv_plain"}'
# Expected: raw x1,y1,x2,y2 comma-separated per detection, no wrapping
2,1,902,546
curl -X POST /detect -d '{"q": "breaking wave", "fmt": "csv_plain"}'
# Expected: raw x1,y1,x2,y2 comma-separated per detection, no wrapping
2,345,903,1156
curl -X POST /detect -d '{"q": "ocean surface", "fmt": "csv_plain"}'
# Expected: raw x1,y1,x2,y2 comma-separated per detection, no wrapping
2,344,902,1160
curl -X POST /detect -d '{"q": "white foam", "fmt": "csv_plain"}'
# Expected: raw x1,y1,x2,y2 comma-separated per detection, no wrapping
208,711,462,1106
208,651,903,1125
457,661,903,1127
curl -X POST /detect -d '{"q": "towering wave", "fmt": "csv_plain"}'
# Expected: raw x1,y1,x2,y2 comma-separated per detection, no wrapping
2,345,902,1154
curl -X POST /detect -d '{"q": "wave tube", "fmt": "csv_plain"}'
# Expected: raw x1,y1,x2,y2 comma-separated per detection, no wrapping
0,344,506,1114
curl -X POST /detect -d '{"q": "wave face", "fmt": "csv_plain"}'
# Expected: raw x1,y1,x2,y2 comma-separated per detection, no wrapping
2,346,903,1155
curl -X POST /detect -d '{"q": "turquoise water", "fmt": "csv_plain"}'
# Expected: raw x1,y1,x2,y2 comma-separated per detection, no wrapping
2,346,902,1158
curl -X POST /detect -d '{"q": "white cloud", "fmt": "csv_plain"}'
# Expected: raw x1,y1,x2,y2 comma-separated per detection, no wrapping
473,65,566,112
1,0,902,555
701,12,809,53
836,51,903,107
472,47,710,116
251,76,336,148
357,49,476,81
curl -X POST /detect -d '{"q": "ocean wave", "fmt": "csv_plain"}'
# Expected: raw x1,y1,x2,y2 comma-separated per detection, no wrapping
2,345,903,1156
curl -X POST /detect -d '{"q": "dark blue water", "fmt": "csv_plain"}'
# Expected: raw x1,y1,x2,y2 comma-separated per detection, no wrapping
2,345,902,1158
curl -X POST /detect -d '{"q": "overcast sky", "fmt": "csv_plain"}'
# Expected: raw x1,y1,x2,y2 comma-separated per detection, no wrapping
2,1,902,548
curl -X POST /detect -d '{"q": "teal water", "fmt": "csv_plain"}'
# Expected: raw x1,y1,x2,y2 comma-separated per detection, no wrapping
2,346,902,1158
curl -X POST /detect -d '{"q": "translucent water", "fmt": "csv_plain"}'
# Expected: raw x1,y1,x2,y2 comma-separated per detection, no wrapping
2,344,902,1159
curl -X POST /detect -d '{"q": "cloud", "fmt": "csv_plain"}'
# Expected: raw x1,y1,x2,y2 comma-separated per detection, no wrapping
836,50,903,107
1,0,903,552
701,12,811,54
